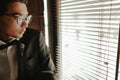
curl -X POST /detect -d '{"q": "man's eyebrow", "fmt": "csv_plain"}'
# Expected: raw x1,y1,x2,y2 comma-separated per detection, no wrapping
12,12,29,16
12,13,22,15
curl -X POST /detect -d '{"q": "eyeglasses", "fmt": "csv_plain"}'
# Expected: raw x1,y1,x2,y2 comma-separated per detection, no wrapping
4,13,32,26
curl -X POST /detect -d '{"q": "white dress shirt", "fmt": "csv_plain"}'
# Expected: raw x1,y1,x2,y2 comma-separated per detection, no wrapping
0,39,18,80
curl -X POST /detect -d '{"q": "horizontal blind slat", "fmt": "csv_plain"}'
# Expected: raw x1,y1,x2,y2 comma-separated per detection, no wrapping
57,0,120,80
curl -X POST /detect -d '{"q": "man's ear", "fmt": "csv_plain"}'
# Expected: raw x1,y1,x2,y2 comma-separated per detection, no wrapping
0,17,1,22
0,16,1,21
0,16,2,25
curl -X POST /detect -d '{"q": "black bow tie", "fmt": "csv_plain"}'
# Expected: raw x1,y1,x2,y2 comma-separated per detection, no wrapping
0,40,19,50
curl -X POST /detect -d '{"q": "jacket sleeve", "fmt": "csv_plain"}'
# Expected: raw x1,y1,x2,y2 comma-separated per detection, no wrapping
36,32,57,80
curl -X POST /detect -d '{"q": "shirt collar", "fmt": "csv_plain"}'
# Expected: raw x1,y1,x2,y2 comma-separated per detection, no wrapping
0,38,19,45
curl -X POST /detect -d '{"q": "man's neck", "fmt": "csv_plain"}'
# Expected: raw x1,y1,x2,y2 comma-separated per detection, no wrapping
0,38,13,43
0,34,13,42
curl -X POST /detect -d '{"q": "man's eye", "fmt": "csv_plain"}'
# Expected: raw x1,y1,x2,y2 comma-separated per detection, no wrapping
15,15,23,19
14,15,20,18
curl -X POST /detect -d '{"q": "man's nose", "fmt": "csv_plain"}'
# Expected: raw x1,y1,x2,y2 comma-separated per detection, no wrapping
21,21,29,28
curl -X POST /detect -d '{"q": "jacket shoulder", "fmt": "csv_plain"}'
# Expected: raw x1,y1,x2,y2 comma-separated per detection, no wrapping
20,28,40,43
25,28,39,36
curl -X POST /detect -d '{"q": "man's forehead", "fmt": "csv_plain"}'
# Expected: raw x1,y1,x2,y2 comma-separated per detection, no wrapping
6,2,28,16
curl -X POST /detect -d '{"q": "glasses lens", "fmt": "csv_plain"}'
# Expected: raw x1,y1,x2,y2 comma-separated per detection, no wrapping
26,15,32,23
17,16,23,25
17,15,32,25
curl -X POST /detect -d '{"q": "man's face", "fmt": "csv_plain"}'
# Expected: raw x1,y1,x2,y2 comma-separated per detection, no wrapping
0,2,29,41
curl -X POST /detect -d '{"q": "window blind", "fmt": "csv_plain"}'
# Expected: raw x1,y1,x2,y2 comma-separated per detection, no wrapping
57,0,120,80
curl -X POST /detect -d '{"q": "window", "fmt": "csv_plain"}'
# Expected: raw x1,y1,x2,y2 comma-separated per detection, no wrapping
57,0,120,80
44,0,49,46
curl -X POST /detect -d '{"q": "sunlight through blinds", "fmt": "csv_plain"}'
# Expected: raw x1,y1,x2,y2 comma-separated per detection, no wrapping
57,0,120,80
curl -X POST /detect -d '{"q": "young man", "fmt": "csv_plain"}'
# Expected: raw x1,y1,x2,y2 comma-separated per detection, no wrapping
0,0,56,80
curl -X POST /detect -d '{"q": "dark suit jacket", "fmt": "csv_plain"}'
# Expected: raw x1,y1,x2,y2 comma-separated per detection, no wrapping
17,28,56,80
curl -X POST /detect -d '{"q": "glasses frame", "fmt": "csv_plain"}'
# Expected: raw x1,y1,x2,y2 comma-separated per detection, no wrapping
4,13,32,26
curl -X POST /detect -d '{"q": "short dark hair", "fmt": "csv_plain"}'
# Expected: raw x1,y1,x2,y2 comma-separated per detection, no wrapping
0,0,28,16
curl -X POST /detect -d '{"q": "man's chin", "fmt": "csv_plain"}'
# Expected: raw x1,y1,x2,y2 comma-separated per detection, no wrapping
14,34,23,39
